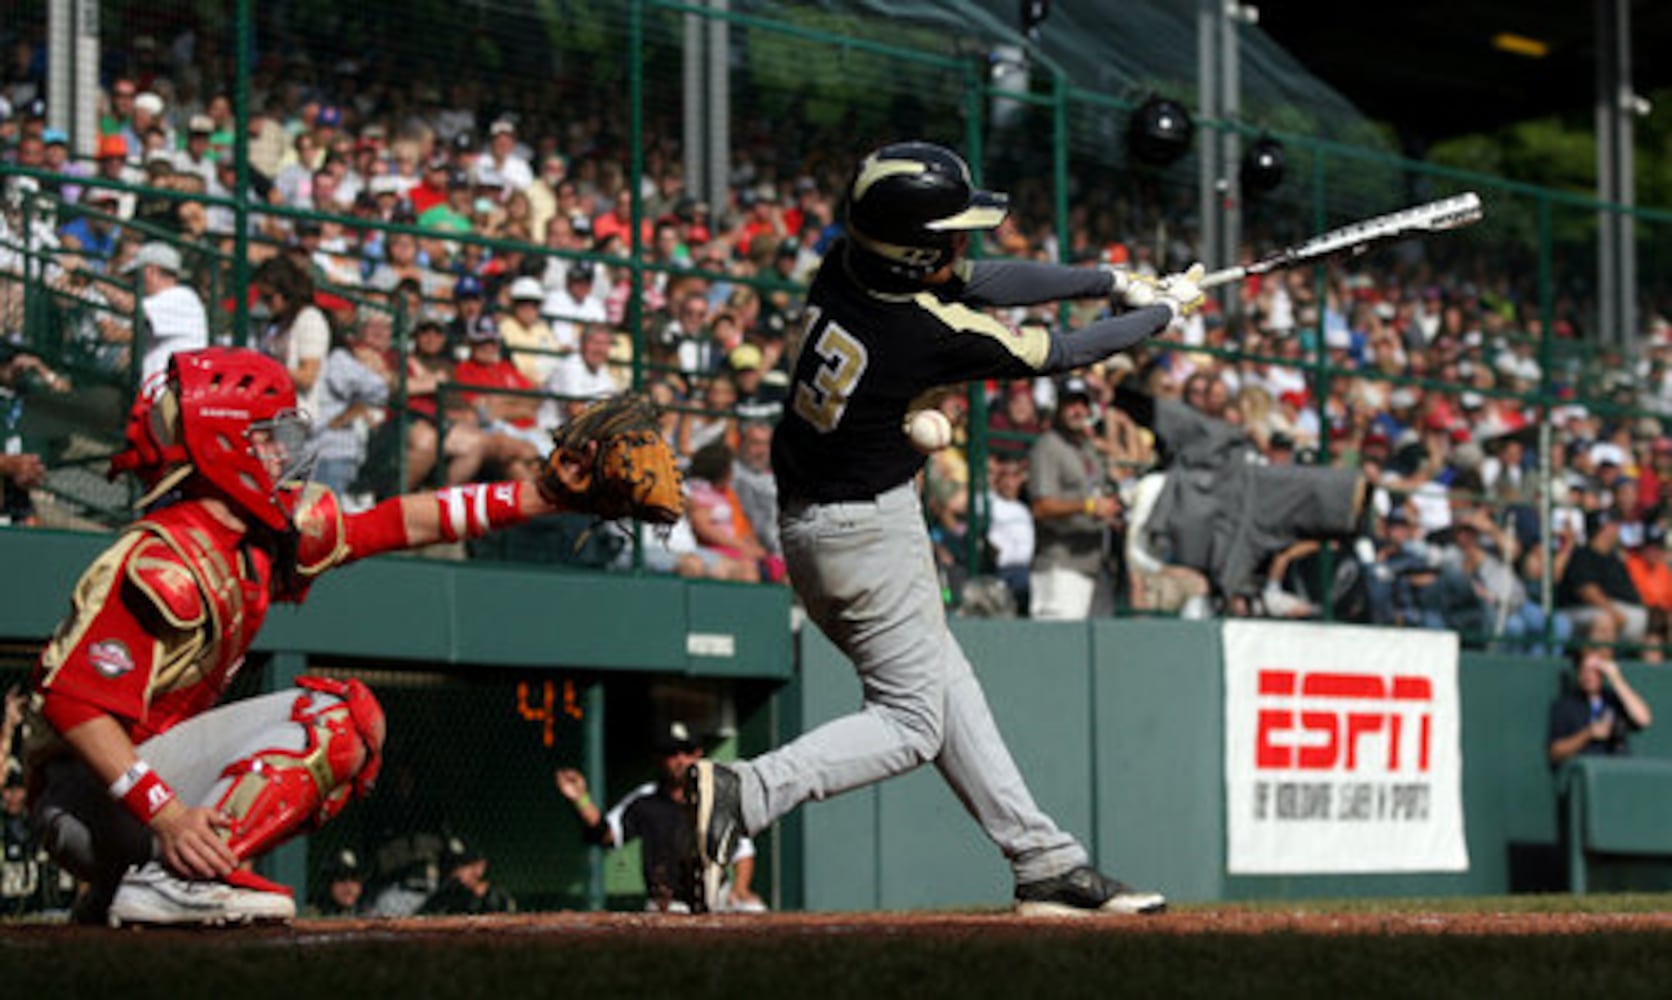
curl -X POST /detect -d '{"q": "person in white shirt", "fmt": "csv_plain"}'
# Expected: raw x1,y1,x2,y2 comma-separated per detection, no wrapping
104,242,208,392
985,454,1036,614
541,325,618,431
540,261,607,355
254,255,332,421
471,119,533,194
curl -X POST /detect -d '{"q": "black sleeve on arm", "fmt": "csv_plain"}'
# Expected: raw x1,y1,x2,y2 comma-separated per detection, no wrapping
961,259,1114,308
1039,305,1173,374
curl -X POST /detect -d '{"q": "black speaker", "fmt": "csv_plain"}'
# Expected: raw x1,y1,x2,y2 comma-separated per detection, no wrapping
1127,96,1194,168
1241,137,1286,196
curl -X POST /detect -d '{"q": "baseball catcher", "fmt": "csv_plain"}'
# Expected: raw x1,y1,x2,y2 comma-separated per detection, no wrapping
21,347,663,926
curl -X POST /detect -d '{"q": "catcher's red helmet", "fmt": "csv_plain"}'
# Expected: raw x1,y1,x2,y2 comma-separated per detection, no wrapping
110,347,308,530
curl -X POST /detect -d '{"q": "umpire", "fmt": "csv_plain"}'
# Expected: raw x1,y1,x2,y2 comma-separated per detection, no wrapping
688,141,1200,916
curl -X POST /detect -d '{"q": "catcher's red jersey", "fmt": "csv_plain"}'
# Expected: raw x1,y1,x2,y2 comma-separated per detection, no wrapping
32,485,401,742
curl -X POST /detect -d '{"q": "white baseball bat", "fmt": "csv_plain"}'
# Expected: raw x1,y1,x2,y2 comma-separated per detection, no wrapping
1199,192,1484,289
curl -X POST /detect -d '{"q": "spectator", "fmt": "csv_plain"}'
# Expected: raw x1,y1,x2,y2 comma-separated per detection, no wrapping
472,118,533,193
677,372,740,459
1558,508,1649,646
686,442,782,583
451,314,544,479
541,324,617,431
1626,521,1672,660
1548,638,1653,766
667,292,714,377
58,188,122,264
417,168,473,233
727,344,785,424
395,318,486,491
309,847,368,918
986,453,1036,614
98,242,208,391
499,276,562,385
988,379,1044,461
731,420,781,562
418,836,514,915
1,756,42,916
314,307,400,502
447,275,487,348
1028,376,1119,619
555,721,765,914
1448,507,1566,655
174,115,218,186
541,260,606,355
255,255,332,420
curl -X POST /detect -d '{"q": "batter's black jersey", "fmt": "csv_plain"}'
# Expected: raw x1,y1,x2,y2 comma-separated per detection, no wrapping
773,241,1051,502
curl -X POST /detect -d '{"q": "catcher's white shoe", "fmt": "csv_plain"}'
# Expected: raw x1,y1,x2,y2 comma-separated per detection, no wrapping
108,863,296,927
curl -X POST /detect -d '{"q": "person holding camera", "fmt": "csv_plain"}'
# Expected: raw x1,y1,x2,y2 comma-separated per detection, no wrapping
1548,626,1654,765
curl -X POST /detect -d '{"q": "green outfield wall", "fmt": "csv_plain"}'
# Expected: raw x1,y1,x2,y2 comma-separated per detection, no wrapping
7,530,1672,908
786,620,1672,908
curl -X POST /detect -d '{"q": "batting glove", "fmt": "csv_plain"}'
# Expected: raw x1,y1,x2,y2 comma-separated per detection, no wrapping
1105,266,1161,309
1156,262,1207,320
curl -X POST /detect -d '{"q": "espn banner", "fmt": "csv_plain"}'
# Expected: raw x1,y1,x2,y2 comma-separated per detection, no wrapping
1224,621,1469,874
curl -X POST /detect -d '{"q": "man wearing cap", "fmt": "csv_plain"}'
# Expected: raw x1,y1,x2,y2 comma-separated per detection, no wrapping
408,155,451,216
446,275,487,347
122,93,169,164
57,187,123,264
1559,508,1650,645
309,847,368,918
418,836,514,915
728,343,785,424
499,276,564,384
418,168,473,233
452,315,545,474
555,722,764,913
540,260,607,351
2,753,50,916
173,115,218,186
471,118,532,194
98,242,209,388
1027,376,1120,619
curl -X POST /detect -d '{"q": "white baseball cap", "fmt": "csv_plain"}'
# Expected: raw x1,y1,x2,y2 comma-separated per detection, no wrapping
509,276,544,302
123,242,182,275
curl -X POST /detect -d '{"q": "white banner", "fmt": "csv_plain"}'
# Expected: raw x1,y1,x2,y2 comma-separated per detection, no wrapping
1224,621,1469,874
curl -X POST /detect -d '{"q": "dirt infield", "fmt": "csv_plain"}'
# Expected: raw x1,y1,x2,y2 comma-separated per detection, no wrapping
8,906,1672,942
11,907,1672,999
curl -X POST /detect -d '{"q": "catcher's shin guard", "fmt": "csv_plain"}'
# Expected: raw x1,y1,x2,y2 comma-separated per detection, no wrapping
216,678,386,862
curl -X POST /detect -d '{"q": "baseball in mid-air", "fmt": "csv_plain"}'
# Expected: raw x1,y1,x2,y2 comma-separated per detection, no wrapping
904,408,953,454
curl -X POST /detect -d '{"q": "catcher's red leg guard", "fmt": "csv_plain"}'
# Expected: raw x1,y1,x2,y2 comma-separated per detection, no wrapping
216,678,386,862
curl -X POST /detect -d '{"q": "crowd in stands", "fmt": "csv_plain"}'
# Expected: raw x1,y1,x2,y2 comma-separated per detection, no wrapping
5,23,1672,656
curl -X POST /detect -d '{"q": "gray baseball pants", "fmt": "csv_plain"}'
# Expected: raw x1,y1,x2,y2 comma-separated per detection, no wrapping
732,482,1087,885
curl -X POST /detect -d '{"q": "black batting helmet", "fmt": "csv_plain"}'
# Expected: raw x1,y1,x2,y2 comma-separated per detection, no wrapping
843,142,1008,287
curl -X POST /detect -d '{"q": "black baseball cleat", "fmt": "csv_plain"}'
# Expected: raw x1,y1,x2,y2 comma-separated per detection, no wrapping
686,760,744,913
1014,865,1167,917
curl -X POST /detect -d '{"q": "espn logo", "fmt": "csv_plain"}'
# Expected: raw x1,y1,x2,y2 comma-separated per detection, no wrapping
1254,670,1433,772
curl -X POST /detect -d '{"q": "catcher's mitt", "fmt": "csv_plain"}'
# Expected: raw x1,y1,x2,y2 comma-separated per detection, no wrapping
540,394,684,524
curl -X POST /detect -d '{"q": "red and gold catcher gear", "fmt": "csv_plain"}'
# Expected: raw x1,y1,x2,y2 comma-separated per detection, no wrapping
110,347,310,531
216,677,386,863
